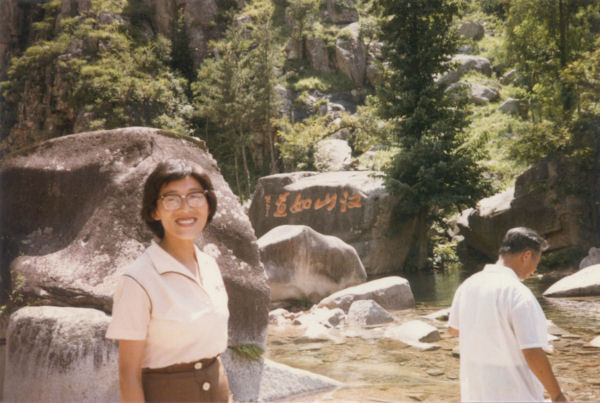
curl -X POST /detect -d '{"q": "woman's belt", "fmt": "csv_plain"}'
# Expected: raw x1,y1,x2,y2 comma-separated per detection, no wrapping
142,356,218,374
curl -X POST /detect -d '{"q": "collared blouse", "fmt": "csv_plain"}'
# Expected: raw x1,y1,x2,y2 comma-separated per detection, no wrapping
106,240,229,369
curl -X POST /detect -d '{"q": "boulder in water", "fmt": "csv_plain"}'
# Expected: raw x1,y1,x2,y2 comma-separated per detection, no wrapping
318,276,415,312
543,264,600,297
258,225,366,301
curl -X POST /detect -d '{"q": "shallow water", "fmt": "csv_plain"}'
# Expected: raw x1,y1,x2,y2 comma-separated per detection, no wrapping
266,268,600,402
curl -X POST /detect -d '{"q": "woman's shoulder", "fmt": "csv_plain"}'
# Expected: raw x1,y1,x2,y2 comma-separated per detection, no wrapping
120,247,156,280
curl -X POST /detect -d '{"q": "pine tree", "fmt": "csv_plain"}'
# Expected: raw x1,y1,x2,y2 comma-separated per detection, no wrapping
376,0,490,270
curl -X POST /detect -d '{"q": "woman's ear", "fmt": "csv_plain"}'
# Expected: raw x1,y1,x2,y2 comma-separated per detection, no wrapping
151,209,160,221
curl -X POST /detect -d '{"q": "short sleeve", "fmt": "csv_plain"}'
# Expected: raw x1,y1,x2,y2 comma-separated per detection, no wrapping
511,293,548,349
448,284,463,330
105,276,151,340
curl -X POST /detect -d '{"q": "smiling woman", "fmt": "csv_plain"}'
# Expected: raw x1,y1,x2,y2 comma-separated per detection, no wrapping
105,159,231,402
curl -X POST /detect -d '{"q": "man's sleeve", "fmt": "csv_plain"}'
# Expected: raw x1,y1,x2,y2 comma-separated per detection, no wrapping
448,284,463,330
105,276,151,340
511,294,548,349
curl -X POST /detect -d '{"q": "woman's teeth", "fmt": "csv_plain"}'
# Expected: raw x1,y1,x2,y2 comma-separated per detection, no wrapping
176,218,196,225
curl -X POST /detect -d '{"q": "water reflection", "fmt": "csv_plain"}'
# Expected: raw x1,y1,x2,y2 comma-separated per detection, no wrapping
404,267,600,335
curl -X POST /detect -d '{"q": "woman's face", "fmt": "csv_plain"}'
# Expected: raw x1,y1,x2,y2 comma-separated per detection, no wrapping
151,175,209,242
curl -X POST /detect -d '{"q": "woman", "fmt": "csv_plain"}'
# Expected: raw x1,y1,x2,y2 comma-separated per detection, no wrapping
106,159,231,402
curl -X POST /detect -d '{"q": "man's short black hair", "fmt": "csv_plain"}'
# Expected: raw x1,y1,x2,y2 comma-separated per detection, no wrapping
498,227,548,256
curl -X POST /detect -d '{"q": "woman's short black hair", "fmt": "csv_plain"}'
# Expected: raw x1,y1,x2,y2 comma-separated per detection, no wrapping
498,227,548,256
141,159,218,238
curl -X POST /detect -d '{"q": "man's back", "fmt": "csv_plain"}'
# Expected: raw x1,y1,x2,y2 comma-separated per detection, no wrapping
449,264,548,402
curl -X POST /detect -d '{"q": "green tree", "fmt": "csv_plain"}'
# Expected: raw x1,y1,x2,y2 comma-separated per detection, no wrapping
505,0,600,120
0,0,192,154
193,1,283,198
375,0,490,270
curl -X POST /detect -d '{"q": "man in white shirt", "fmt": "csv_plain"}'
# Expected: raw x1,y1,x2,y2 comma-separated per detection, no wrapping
448,227,567,402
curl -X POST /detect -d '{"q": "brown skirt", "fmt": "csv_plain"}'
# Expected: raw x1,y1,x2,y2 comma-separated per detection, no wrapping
142,356,231,402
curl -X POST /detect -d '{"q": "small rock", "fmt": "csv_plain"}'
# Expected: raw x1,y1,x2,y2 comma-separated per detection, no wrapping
451,347,460,358
347,300,394,326
589,335,600,348
424,308,449,322
446,374,458,380
426,369,444,377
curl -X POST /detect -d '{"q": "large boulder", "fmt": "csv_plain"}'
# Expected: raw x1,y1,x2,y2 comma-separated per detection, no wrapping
306,36,332,73
543,264,600,297
469,83,499,104
257,225,366,301
318,276,415,312
499,98,527,118
457,157,598,264
458,21,484,40
439,54,493,84
314,139,352,171
335,23,367,87
4,306,340,402
347,299,394,326
248,171,422,275
579,247,600,269
326,0,359,24
0,127,269,349
4,306,119,402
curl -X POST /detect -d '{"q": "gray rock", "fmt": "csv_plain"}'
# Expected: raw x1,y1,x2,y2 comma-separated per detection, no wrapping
306,36,332,73
439,54,493,84
458,157,597,263
469,83,500,104
222,349,341,401
0,127,269,349
347,300,394,326
500,69,518,85
285,36,303,60
258,225,366,301
326,0,358,24
579,247,600,269
315,139,352,171
335,23,367,87
249,171,424,275
543,264,600,297
319,276,415,312
3,306,119,402
499,98,527,118
459,21,484,40
383,320,440,350
366,63,379,87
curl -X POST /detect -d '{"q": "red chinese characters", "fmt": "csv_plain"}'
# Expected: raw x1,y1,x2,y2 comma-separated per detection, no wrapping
264,191,362,217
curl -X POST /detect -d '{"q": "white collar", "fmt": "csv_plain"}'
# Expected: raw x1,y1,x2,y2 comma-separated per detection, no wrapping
147,239,202,282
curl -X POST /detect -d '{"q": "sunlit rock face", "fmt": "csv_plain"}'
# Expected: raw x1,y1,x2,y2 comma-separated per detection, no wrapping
0,127,269,348
457,157,598,267
543,264,600,298
4,306,119,403
258,224,366,302
249,171,423,275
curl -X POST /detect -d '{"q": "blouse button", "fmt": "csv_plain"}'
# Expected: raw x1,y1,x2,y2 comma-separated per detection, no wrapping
194,362,203,370
202,382,211,391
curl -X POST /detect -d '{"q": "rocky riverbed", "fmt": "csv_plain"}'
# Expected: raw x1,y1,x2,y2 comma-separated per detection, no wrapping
266,301,600,402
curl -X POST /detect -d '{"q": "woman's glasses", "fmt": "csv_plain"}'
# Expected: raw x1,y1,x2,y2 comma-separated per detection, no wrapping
159,191,208,210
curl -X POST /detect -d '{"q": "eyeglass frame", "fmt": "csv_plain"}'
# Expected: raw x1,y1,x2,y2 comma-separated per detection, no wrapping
158,190,209,210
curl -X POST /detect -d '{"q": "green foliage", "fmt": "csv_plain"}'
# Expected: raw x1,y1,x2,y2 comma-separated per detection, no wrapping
376,0,491,219
1,0,192,152
0,270,27,315
276,116,330,171
229,344,265,360
192,0,284,198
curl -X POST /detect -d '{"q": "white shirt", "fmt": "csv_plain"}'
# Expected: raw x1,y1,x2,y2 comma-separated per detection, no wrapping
106,240,229,369
449,264,548,402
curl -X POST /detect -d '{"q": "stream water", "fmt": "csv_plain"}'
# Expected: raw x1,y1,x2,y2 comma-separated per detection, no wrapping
266,267,600,402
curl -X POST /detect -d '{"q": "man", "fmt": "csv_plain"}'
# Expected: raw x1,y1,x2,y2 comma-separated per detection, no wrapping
448,227,567,402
